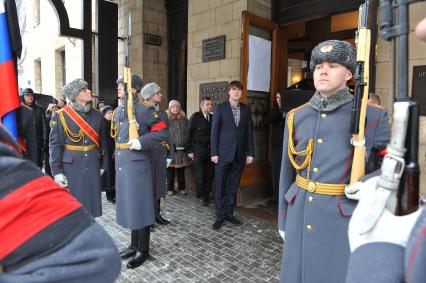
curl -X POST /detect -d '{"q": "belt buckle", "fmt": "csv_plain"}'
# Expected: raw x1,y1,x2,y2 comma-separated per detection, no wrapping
307,181,316,193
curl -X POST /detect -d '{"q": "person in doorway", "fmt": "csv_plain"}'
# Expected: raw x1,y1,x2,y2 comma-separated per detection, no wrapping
166,100,191,196
210,80,255,230
264,91,286,204
186,96,214,207
278,40,390,283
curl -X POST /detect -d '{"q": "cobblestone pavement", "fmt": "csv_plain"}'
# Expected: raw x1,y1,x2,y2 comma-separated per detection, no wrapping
97,193,283,283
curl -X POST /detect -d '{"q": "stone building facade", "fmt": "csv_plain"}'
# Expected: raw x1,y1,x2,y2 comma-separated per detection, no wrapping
19,0,426,195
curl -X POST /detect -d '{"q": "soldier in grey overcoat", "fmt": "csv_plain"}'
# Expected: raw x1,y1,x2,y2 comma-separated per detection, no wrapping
113,76,168,269
278,40,390,283
49,79,107,218
150,109,174,225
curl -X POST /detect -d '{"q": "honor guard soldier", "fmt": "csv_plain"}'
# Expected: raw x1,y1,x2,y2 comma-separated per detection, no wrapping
345,15,426,283
150,108,174,226
0,124,121,283
278,40,390,283
112,76,169,269
49,79,108,218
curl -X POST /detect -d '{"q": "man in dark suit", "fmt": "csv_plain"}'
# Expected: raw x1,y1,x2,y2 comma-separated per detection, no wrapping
186,96,214,207
210,80,255,230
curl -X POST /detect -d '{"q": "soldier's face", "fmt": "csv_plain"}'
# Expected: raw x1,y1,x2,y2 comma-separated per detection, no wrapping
150,92,162,104
104,110,113,121
58,100,66,108
313,62,352,97
117,83,125,98
75,88,92,104
228,86,242,102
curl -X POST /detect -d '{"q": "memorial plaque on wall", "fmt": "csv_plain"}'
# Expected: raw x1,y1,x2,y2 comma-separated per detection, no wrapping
199,81,229,110
202,35,225,62
411,65,426,116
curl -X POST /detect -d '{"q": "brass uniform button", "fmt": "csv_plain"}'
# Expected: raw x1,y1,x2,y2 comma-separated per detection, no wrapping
307,182,316,192
313,168,319,173
321,113,327,119
306,224,312,230
308,196,314,202
317,138,323,144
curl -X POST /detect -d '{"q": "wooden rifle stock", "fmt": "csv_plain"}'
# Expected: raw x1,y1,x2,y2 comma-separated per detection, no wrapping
349,3,371,185
124,67,139,140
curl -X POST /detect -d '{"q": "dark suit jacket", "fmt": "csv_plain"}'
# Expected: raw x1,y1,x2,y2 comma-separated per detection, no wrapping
211,101,255,162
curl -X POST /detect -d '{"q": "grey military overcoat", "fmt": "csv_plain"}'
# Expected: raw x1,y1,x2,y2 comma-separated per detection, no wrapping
114,99,169,229
278,97,390,283
150,112,174,200
49,108,107,217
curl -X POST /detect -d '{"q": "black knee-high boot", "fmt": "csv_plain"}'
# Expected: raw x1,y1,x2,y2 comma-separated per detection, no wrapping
119,230,138,259
127,227,150,269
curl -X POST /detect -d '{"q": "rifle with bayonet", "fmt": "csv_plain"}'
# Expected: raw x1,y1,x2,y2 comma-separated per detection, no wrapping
124,12,139,140
379,0,420,216
349,1,371,185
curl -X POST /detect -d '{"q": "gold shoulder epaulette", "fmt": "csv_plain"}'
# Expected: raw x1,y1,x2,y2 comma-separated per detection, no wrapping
367,103,384,110
288,102,309,115
138,99,150,107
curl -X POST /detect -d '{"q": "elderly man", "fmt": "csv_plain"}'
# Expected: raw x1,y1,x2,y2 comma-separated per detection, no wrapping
49,79,108,218
112,76,169,269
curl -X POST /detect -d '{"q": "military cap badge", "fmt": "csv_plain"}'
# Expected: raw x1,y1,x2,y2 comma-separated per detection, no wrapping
320,44,333,53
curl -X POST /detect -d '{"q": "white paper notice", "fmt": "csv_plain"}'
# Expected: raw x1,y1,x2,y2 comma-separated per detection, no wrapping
247,35,271,92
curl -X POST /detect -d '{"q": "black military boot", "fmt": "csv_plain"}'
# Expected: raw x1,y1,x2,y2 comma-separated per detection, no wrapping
156,213,171,225
155,200,171,225
127,227,150,269
120,230,138,259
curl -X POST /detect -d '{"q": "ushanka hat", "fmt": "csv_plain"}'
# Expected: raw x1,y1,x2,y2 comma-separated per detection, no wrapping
62,79,88,101
116,74,143,93
310,40,356,74
141,82,161,101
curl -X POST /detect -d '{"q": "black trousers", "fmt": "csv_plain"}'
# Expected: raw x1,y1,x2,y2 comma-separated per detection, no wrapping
130,226,150,253
271,146,282,202
193,145,214,200
167,167,185,192
214,156,245,219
